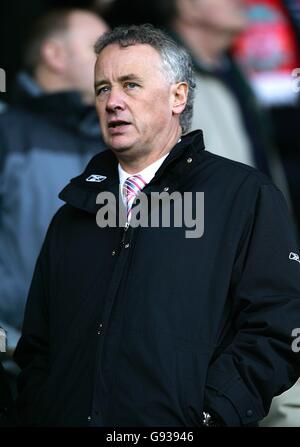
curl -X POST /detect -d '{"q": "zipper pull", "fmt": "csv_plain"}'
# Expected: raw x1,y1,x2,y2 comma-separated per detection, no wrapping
120,221,130,248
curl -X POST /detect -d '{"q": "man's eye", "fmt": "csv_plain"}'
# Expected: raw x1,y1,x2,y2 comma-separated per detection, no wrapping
125,82,138,89
96,86,110,96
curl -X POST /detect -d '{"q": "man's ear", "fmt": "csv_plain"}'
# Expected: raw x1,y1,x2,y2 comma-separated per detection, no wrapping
171,82,189,116
41,38,67,73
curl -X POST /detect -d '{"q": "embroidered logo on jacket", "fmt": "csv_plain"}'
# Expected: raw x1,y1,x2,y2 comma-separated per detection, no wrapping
289,252,300,264
86,175,107,183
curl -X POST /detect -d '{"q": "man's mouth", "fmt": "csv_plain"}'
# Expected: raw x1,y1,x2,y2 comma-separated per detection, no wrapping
108,120,131,129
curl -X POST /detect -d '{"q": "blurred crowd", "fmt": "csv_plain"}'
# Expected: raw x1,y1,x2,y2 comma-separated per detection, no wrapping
0,0,300,427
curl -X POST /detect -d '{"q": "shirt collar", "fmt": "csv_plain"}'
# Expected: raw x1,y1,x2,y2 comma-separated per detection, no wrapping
118,152,170,194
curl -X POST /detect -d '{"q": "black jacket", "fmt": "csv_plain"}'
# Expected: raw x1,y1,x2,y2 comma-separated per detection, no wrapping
14,130,300,427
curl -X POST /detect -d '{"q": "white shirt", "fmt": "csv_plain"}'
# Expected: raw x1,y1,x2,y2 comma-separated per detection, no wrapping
118,153,170,205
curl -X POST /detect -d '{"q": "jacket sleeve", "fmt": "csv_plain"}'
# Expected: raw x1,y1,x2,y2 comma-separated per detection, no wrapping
13,214,59,426
204,183,300,426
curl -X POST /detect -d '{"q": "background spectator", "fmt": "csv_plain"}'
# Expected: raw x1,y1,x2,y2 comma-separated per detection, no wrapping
233,0,300,237
0,8,108,380
0,0,106,102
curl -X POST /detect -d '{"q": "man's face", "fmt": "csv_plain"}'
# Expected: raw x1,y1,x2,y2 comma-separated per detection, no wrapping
94,43,183,159
181,0,247,34
63,11,109,104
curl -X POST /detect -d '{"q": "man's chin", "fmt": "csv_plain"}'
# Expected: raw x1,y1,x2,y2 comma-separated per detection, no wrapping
105,136,136,154
109,145,132,154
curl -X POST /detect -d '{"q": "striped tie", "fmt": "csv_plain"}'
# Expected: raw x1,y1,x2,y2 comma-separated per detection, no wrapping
123,174,147,220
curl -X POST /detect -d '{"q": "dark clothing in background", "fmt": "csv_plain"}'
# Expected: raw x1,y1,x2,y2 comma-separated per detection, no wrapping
14,131,300,426
269,105,300,242
0,72,106,353
266,0,300,238
283,0,300,43
273,0,300,240
0,361,18,426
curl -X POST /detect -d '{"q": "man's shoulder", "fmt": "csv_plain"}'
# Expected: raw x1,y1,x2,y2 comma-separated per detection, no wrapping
183,130,273,192
50,202,95,231
201,149,274,189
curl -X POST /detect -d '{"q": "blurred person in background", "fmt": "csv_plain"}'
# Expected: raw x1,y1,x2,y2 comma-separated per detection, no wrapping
0,1,109,98
233,0,300,238
233,0,300,105
0,8,108,381
103,0,292,208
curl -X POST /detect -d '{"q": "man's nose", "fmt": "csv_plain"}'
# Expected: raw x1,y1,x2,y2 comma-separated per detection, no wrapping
106,88,126,112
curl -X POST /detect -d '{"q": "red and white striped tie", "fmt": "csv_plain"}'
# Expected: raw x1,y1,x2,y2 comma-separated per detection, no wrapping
123,174,147,221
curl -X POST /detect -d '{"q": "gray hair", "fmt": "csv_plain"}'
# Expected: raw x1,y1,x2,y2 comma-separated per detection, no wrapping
94,24,195,135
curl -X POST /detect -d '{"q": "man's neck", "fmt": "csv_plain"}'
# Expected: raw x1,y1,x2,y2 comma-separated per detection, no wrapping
173,20,233,69
34,66,93,104
118,127,182,174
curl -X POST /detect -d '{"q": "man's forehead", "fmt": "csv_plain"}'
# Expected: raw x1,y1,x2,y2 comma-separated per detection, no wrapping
95,43,164,78
97,42,162,63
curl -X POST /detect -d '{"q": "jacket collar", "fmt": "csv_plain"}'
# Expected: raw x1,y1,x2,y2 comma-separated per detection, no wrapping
59,129,206,214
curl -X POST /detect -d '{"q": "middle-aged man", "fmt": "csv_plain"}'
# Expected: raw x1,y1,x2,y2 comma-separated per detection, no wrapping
13,25,300,427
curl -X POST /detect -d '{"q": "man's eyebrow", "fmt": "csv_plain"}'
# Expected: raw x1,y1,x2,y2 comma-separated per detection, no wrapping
118,74,143,83
94,79,109,89
94,74,143,89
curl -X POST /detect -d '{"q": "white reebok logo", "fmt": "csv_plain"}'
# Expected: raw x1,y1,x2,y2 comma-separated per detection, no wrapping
289,252,300,264
86,174,107,183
